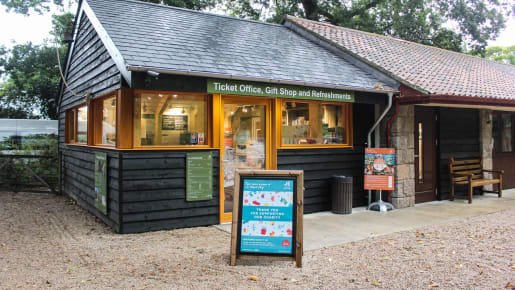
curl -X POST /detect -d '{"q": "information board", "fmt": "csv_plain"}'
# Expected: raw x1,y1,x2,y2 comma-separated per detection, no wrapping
186,152,213,201
94,152,108,215
230,170,304,268
364,148,395,190
239,178,296,254
162,115,188,130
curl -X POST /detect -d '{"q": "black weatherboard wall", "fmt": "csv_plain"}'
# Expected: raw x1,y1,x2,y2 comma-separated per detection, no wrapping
438,108,480,200
59,12,123,231
119,151,220,234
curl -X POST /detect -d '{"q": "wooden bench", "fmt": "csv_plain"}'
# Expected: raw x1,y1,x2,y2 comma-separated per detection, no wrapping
448,158,503,204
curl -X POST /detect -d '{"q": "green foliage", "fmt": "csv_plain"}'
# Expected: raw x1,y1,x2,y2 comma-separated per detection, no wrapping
485,45,515,65
0,12,73,120
137,0,217,10
0,0,64,15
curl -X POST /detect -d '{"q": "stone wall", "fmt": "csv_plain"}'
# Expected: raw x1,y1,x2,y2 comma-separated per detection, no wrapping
390,104,415,208
480,109,493,190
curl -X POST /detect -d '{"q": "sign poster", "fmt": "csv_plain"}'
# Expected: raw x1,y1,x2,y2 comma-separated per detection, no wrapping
207,79,354,103
364,148,395,190
94,152,108,215
186,152,213,201
162,115,188,130
239,178,295,254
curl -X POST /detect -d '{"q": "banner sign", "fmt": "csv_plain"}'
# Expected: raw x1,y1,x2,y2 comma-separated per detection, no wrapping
364,148,395,191
207,79,354,103
186,152,213,201
240,178,295,254
94,152,108,215
230,170,304,268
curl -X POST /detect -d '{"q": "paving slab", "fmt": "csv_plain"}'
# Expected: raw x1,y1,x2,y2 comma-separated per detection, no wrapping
214,189,515,251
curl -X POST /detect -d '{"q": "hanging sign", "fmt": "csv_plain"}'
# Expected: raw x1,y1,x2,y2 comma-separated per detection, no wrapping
186,152,213,201
207,79,354,103
94,152,108,215
230,170,304,268
364,148,395,190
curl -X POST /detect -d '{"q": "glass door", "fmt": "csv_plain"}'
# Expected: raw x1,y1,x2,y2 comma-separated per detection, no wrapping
220,98,270,223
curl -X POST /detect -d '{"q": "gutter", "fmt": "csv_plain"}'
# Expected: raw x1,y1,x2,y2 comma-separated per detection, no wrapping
399,94,515,107
127,65,399,95
366,92,394,206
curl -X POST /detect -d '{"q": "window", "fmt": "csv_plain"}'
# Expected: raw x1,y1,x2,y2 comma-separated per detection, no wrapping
94,96,117,146
280,100,351,146
134,93,208,146
493,112,514,153
65,104,88,144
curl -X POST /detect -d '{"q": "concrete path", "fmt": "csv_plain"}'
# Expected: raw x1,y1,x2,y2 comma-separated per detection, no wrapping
215,189,515,251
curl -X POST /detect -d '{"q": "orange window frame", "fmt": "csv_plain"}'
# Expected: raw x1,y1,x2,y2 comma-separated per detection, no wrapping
276,99,353,149
65,103,88,145
132,90,213,150
92,94,118,147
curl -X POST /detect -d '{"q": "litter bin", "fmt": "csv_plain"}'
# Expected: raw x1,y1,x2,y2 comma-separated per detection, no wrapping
332,176,353,214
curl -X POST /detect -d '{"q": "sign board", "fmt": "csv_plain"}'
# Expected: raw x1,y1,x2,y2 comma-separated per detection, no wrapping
162,115,188,130
230,170,304,268
94,152,108,215
207,79,354,103
364,148,395,190
186,152,213,201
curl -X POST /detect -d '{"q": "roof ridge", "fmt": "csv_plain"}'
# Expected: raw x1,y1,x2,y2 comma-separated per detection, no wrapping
286,15,515,69
97,0,284,28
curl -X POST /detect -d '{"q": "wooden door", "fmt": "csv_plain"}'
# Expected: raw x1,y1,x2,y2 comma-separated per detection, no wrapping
414,107,438,203
219,97,272,223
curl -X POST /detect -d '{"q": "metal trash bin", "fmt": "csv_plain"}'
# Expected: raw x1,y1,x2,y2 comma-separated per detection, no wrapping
332,176,353,214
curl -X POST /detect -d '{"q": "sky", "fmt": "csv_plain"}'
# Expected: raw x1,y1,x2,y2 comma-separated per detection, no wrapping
0,5,514,49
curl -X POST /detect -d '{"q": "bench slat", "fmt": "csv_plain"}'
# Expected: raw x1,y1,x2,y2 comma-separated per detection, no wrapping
454,175,482,182
451,159,481,165
471,179,500,186
450,164,481,171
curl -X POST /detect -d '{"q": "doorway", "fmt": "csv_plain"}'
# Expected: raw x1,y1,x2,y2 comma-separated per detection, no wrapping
219,97,272,223
414,107,438,203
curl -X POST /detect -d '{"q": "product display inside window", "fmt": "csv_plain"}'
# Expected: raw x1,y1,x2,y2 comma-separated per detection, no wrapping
101,97,117,145
77,106,88,143
134,93,207,146
281,101,347,145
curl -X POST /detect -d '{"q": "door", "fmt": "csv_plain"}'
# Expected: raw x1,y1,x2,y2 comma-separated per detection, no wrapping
414,107,438,203
220,97,271,223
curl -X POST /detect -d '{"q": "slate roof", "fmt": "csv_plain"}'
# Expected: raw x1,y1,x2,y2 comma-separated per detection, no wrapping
287,16,515,100
84,0,396,93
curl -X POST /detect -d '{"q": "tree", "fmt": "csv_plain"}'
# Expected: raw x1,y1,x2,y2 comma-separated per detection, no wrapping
0,13,73,119
485,45,515,65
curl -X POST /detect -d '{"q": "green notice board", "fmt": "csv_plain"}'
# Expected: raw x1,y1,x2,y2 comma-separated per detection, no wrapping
186,152,213,201
94,152,108,215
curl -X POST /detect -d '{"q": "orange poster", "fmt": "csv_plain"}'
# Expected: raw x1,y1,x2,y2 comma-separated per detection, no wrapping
364,148,395,190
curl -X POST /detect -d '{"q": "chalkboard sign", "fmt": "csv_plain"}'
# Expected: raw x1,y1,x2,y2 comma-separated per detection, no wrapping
230,170,304,268
94,152,108,215
162,115,188,130
186,152,213,201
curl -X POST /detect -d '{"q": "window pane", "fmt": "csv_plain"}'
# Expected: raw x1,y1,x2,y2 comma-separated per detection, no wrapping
281,101,347,145
101,97,117,145
76,106,88,143
502,113,512,152
134,93,207,146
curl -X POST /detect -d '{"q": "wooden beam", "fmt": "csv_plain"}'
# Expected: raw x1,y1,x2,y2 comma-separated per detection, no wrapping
117,88,134,149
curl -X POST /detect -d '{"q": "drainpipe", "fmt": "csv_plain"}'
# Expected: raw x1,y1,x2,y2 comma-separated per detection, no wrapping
367,92,393,206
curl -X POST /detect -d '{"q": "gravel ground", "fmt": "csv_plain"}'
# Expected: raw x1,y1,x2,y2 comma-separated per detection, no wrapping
0,191,514,289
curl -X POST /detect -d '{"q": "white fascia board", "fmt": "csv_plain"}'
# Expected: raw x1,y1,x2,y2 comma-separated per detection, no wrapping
82,0,131,85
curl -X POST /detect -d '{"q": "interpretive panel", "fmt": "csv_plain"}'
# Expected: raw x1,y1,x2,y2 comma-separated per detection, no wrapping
186,152,213,201
94,152,108,215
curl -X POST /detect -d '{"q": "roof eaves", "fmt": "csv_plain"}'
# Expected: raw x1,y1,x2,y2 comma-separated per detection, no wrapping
285,16,430,95
83,0,131,85
127,65,398,95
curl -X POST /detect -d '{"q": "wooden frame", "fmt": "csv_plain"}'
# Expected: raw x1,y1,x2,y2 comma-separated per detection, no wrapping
219,96,274,223
492,112,515,154
230,169,304,268
276,99,353,149
92,93,118,147
65,103,88,145
132,90,212,150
